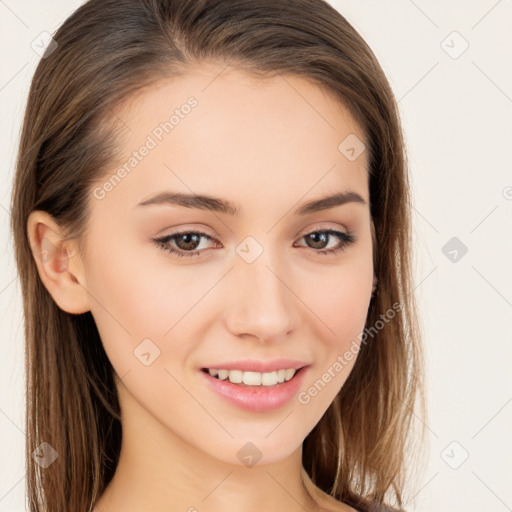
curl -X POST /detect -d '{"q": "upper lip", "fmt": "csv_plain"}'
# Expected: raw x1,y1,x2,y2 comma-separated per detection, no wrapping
201,358,309,373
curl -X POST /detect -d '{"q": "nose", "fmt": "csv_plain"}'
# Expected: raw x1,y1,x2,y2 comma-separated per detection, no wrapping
223,254,298,343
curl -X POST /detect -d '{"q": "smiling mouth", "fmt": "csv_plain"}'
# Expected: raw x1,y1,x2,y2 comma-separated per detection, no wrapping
200,367,303,387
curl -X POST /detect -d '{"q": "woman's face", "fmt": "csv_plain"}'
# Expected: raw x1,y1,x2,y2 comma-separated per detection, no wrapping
80,63,374,465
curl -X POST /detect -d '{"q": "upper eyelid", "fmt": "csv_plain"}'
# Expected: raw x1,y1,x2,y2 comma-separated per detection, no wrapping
159,222,351,239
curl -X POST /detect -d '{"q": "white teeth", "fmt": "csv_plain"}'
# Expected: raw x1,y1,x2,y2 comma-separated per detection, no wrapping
229,370,243,384
261,371,277,386
284,368,296,381
206,368,298,386
242,371,261,386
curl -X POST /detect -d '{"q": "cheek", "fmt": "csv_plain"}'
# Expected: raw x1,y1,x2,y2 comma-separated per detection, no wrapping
296,251,372,404
304,262,373,347
83,232,208,374
295,267,371,416
328,282,370,344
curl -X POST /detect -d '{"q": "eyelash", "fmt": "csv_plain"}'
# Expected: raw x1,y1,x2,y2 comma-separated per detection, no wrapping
153,228,356,259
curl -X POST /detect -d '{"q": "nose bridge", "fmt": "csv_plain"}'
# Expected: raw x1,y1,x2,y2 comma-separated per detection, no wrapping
224,245,297,341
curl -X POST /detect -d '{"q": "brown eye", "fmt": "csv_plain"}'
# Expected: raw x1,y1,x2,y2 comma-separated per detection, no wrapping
296,229,355,255
174,233,202,251
153,231,217,258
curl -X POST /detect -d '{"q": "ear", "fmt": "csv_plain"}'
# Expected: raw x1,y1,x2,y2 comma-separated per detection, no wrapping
27,210,91,314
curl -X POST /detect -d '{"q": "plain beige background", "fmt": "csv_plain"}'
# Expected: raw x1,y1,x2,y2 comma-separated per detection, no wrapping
1,1,511,511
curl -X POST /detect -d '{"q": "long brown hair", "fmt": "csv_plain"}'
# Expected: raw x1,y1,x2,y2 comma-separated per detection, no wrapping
10,1,426,511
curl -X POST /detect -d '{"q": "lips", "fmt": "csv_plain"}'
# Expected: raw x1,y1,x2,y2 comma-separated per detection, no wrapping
199,364,309,412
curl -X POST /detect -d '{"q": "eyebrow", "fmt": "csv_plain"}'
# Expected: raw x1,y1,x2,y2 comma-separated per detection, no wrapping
136,190,366,216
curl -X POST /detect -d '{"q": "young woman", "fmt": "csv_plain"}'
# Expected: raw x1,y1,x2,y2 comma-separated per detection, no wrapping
10,1,426,511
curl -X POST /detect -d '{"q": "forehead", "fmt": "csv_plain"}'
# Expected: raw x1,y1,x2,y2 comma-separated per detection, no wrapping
93,63,369,217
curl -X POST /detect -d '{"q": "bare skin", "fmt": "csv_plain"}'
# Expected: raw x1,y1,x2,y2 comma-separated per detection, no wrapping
28,62,371,512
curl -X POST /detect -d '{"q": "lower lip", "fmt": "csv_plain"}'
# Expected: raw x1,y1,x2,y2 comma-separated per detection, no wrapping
199,367,309,412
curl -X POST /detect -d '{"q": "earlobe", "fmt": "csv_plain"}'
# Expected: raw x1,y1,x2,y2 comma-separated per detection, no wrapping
27,210,90,314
